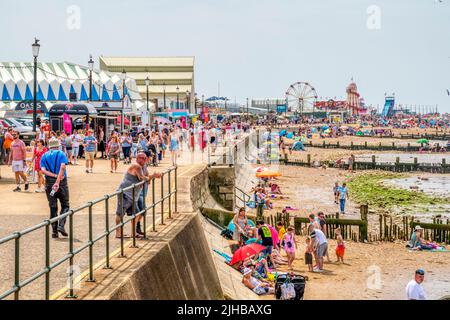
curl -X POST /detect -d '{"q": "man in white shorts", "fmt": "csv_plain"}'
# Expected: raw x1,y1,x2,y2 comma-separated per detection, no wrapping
8,131,29,192
310,229,328,272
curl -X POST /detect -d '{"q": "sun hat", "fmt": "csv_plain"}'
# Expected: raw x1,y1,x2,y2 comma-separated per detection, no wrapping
243,268,252,276
48,138,60,149
414,225,424,231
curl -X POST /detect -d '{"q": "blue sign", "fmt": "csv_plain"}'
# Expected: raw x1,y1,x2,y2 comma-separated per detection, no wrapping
277,105,287,113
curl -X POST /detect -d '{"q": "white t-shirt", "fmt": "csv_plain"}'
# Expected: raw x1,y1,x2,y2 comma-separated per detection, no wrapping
405,280,426,300
72,134,82,147
314,229,328,245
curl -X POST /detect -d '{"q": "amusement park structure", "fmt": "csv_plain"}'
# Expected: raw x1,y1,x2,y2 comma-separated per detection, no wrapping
311,79,367,116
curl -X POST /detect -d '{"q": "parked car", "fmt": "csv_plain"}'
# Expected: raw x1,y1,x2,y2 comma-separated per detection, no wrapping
0,118,35,144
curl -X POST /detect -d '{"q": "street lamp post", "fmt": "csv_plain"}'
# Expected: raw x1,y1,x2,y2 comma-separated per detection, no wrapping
163,82,166,112
246,97,249,120
202,94,205,112
194,93,198,114
32,38,40,133
121,69,127,131
186,90,190,112
145,76,150,129
88,55,94,102
176,86,180,110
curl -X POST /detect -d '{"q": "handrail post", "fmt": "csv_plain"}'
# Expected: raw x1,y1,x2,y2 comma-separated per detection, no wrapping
104,195,112,269
174,167,178,214
66,210,77,298
143,183,147,240
14,232,20,300
120,191,125,257
168,170,172,219
131,186,137,248
45,221,51,300
87,202,95,282
152,177,156,232
161,172,165,225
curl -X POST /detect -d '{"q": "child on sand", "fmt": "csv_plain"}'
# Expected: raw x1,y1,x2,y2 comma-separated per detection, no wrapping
305,236,314,272
283,226,296,270
335,228,345,263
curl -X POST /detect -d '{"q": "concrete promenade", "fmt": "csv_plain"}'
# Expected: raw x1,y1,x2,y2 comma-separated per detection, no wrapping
0,148,215,300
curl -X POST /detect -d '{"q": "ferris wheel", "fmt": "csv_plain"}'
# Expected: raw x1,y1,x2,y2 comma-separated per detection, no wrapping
285,82,318,114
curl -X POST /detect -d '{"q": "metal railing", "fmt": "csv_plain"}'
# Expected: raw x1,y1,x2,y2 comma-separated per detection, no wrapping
0,166,178,300
234,186,251,210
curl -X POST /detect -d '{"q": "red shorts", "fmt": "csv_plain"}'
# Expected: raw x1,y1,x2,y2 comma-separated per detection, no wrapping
336,245,345,258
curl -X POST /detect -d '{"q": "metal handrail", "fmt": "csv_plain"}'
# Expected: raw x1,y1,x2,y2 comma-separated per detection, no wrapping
0,166,178,300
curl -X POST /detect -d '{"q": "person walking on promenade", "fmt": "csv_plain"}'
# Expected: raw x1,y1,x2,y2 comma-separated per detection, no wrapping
120,131,133,164
3,127,14,164
83,129,98,173
107,135,121,173
406,269,427,300
8,131,29,192
169,128,180,166
40,138,69,238
338,182,349,215
31,139,48,193
70,129,82,165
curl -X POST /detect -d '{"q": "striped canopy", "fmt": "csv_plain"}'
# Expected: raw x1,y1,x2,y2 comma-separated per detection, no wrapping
0,62,141,103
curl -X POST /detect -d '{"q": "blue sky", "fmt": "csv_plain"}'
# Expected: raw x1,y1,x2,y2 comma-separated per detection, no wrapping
1,0,449,111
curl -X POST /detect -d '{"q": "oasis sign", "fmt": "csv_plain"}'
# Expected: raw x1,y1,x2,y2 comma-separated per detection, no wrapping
15,100,47,113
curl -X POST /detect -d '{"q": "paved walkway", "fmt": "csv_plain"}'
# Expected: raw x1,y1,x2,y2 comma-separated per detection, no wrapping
0,147,213,300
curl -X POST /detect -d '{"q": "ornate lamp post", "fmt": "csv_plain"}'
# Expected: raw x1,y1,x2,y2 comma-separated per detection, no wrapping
163,82,166,112
145,76,150,128
88,55,94,102
176,86,180,109
120,69,127,131
32,38,40,133
186,90,190,111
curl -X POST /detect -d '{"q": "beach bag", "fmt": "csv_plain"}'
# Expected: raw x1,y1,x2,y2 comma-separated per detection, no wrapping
280,282,296,300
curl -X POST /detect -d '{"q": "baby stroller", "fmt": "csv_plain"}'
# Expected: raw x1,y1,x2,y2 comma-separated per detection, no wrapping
148,143,158,166
275,273,306,300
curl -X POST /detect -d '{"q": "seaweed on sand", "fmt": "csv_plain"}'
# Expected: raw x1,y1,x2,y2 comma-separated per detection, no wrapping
347,172,449,214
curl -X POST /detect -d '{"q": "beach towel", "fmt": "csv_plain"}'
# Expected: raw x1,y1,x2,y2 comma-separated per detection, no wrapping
213,249,232,263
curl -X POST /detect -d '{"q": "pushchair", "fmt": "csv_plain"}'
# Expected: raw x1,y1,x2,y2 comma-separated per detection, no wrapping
148,143,158,166
275,273,306,300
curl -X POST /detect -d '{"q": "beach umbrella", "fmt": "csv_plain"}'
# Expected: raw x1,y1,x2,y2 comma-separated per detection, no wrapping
322,125,329,130
286,132,294,139
311,127,317,133
417,139,429,144
280,130,287,136
256,171,282,178
229,243,267,266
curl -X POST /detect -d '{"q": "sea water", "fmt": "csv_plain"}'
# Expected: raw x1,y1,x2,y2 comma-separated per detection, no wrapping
382,175,450,220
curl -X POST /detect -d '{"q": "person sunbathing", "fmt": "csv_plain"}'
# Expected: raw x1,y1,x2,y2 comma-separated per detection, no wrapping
272,247,288,265
242,268,275,295
269,182,283,194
